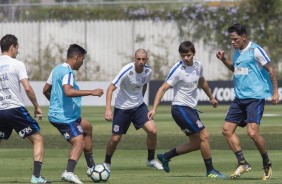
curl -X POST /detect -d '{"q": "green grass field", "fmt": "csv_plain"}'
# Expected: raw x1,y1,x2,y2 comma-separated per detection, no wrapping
0,105,282,183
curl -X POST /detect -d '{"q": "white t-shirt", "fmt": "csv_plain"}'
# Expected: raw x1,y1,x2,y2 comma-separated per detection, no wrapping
112,62,152,109
165,59,203,108
0,55,28,110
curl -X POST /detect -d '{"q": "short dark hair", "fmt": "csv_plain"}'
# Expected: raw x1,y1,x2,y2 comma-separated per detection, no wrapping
0,34,18,53
178,41,195,54
227,23,247,36
67,44,87,58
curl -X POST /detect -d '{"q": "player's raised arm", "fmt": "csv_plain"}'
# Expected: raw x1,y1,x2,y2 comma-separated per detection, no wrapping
216,50,234,72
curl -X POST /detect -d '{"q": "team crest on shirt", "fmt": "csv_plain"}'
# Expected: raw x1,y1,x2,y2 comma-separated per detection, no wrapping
145,68,149,73
249,48,254,53
64,132,70,139
129,71,133,76
142,76,147,83
196,120,203,128
194,67,199,76
181,66,186,70
113,125,120,132
0,131,5,138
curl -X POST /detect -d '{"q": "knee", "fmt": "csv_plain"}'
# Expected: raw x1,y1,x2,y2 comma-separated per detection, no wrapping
222,128,230,137
73,136,85,147
83,123,93,135
30,133,44,145
111,135,122,144
200,130,209,142
247,130,258,140
148,128,157,136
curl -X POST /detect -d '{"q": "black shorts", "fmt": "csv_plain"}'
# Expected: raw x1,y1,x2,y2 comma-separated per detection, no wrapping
0,107,40,139
112,103,149,134
225,98,265,127
50,117,83,141
171,105,205,136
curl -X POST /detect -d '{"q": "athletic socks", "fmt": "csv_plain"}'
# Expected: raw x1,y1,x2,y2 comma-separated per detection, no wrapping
261,152,270,166
66,159,77,172
204,158,214,172
234,150,246,164
33,161,42,178
85,153,95,168
105,154,112,164
147,149,155,161
164,148,178,160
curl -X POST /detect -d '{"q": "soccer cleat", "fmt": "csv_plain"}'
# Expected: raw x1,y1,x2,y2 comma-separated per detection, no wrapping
206,169,225,178
61,171,83,184
157,153,170,173
103,163,111,171
230,162,251,179
87,166,94,177
31,175,52,184
262,161,272,181
146,159,164,170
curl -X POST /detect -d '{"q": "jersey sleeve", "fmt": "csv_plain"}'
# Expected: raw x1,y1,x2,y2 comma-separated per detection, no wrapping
112,64,133,87
46,70,53,84
146,68,152,84
18,62,28,80
199,64,204,78
165,62,181,87
62,72,74,86
254,47,271,66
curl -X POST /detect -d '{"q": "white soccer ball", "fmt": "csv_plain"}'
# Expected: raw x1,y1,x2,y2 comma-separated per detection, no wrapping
90,164,110,182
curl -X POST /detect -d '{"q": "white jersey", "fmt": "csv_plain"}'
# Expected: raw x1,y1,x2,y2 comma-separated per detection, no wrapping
112,62,152,109
165,59,203,108
0,55,28,110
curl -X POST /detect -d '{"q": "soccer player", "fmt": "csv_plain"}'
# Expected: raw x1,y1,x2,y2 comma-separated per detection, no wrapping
0,34,51,184
43,44,104,184
148,41,224,178
216,23,279,180
103,48,163,170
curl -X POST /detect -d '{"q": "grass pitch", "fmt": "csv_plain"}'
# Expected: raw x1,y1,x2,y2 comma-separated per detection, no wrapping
0,105,281,183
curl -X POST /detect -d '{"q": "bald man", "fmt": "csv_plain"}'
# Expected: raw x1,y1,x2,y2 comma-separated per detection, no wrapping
103,48,163,171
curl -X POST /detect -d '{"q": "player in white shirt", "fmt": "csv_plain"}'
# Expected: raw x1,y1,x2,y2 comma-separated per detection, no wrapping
104,48,163,170
148,41,224,178
0,34,51,183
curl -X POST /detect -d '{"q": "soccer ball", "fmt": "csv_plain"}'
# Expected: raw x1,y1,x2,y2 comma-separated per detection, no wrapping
90,164,110,182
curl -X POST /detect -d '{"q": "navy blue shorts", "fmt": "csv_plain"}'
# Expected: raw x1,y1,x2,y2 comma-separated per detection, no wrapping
225,98,265,127
112,103,149,134
171,105,205,136
50,117,83,141
0,107,40,139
